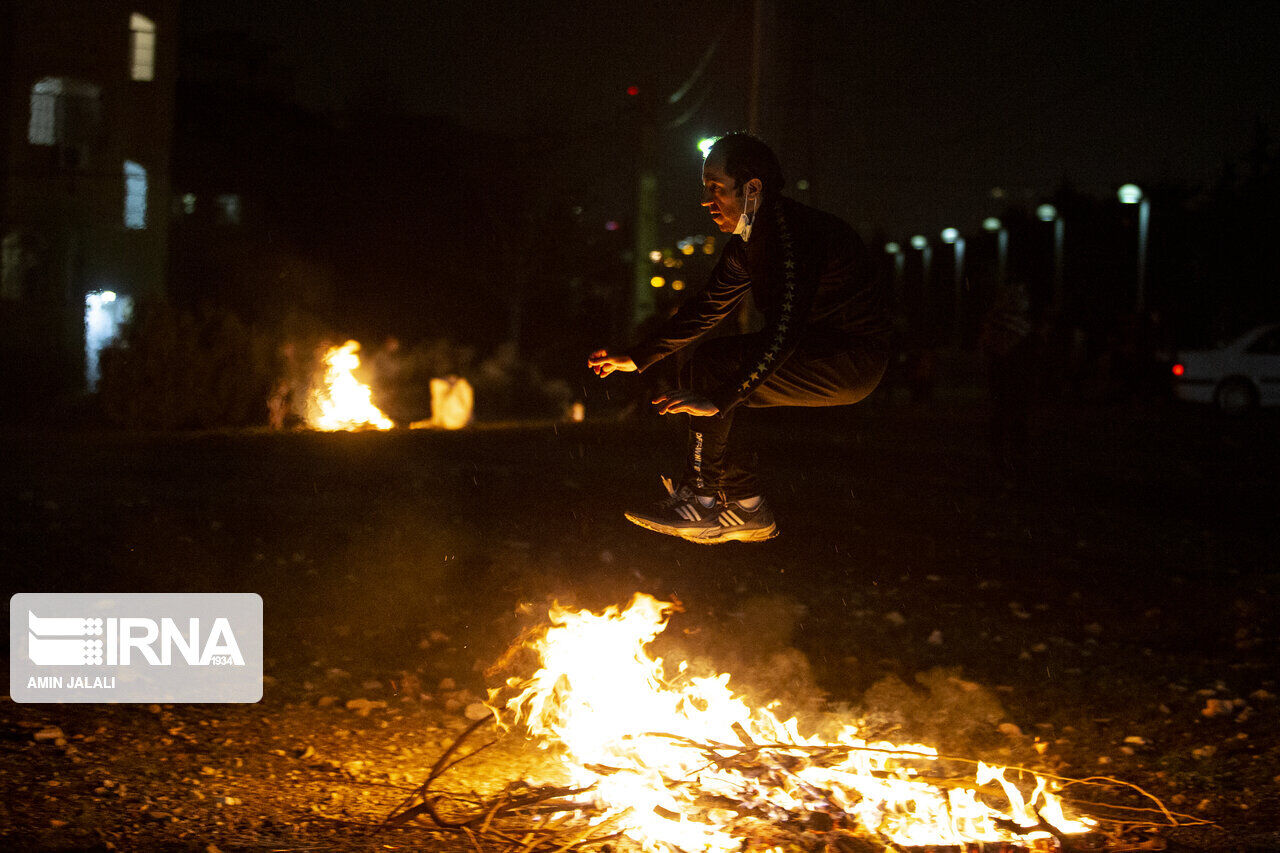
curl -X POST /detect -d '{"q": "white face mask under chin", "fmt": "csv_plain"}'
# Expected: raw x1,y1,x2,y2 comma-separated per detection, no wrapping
733,191,760,242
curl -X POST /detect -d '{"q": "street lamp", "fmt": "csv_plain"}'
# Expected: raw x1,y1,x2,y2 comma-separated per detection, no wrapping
1037,204,1065,312
941,228,965,345
1117,183,1149,313
983,217,1008,288
884,242,905,302
911,234,932,294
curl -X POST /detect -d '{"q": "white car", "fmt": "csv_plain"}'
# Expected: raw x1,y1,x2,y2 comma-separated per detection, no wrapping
1172,324,1280,413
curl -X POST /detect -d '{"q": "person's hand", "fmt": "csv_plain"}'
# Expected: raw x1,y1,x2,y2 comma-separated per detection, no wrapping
651,390,720,417
587,349,637,378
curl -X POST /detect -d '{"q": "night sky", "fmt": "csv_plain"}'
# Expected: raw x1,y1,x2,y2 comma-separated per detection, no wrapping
182,0,1280,240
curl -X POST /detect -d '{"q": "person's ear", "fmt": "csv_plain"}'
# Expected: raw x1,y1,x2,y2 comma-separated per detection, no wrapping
744,178,763,200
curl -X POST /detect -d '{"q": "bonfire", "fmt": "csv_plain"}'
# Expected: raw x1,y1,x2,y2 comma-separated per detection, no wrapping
306,340,394,431
376,594,1211,852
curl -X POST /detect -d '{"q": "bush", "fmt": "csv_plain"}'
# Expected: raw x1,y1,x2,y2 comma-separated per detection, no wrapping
98,299,278,429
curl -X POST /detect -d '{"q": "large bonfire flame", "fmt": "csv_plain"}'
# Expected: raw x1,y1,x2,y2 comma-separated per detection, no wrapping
488,594,1093,851
307,340,394,431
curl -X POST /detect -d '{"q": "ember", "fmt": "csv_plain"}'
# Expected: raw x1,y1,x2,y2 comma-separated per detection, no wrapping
393,595,1099,851
306,340,394,431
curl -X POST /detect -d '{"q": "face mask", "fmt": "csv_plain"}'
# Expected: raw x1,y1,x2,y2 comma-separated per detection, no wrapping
733,185,760,242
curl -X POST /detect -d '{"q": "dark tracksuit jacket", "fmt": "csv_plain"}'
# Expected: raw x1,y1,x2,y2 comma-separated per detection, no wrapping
625,194,892,496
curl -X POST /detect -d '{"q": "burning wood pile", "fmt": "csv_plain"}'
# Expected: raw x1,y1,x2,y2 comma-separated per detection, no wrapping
379,595,1201,851
306,341,395,431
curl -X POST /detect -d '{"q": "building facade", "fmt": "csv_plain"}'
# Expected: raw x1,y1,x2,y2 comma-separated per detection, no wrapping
1,0,177,400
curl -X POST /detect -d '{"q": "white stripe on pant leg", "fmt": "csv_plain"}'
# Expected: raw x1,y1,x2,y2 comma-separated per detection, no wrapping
692,431,704,489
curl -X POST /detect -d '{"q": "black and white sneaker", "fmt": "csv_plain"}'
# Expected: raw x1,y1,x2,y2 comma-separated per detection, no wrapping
683,497,778,544
625,478,778,544
624,476,720,539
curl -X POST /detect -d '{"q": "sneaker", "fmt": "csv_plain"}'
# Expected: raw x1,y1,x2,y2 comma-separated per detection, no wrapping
624,476,721,540
682,497,779,544
625,479,779,544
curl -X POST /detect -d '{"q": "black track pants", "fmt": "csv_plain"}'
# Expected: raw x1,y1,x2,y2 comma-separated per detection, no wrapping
680,333,888,499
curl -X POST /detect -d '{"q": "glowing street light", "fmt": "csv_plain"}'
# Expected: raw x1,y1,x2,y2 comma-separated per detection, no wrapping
910,235,932,294
884,242,905,298
983,217,1008,287
697,137,717,158
941,228,965,345
1118,183,1149,312
1037,204,1065,312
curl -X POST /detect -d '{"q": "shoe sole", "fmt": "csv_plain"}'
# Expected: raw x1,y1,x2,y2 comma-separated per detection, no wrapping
624,512,778,544
682,524,779,544
623,512,696,538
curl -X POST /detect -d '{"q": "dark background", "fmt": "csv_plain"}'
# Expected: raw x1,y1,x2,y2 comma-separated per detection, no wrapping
158,0,1280,387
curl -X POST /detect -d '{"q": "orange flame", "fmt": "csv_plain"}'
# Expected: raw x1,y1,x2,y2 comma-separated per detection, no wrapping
494,593,1092,850
307,341,393,431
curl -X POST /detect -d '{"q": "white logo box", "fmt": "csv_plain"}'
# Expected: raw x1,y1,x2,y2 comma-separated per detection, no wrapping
10,593,263,703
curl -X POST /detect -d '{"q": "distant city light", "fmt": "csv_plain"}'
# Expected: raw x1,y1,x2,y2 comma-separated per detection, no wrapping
626,85,640,96
648,250,662,263
215,194,241,226
940,228,959,244
1172,363,1185,377
650,276,665,288
1118,183,1143,204
1037,203,1058,221
681,243,695,255
983,217,1003,232
910,235,928,250
697,137,717,158
884,242,901,254
605,220,619,231
182,193,196,215
84,289,133,390
795,179,810,191
672,280,685,291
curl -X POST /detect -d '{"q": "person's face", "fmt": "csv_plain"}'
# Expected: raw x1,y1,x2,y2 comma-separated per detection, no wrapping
700,153,761,234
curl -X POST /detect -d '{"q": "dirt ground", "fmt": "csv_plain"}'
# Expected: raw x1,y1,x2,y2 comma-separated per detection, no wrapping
2,395,1278,851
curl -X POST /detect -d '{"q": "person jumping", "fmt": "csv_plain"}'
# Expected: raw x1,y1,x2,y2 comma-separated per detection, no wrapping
588,133,890,544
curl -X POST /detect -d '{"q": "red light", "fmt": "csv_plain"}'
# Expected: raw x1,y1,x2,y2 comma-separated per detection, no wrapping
1172,363,1184,376
626,85,640,96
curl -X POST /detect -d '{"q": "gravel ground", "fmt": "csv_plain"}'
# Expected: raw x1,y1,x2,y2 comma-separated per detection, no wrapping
2,397,1277,851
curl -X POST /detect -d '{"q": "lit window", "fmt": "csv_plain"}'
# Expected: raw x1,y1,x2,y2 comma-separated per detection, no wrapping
124,161,147,229
130,14,156,81
28,78,101,146
216,194,242,226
